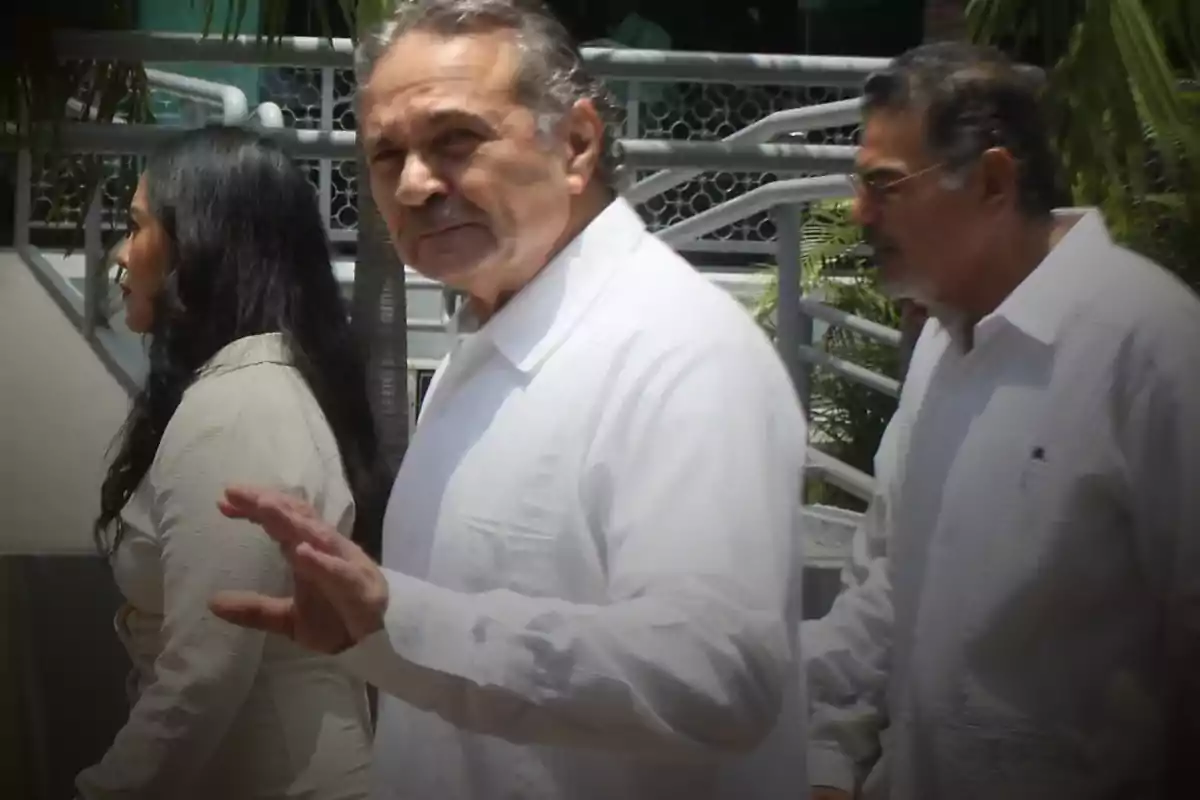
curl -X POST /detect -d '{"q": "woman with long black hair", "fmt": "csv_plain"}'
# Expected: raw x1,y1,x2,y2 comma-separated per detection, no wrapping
77,125,383,799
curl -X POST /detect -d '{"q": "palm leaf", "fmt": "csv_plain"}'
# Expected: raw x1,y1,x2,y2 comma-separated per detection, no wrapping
968,0,1200,285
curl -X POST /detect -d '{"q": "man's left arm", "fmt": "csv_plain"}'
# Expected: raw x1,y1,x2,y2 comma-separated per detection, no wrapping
339,340,808,758
1118,307,1200,786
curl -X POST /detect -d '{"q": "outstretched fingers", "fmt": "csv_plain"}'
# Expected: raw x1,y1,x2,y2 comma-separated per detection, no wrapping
210,590,296,639
219,485,346,556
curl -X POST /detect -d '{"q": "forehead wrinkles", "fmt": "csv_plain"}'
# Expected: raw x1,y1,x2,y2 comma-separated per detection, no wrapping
366,78,502,124
363,55,524,136
859,111,928,172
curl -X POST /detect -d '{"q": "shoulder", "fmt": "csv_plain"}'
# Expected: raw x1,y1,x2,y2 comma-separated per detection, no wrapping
155,357,332,480
585,234,804,424
614,234,785,369
1071,244,1200,385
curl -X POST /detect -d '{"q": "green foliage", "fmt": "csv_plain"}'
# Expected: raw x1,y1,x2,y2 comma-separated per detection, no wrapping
3,2,403,229
966,0,1200,285
756,200,901,511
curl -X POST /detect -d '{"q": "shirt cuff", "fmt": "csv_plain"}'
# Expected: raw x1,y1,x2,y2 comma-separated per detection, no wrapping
334,569,477,702
808,743,858,793
335,569,418,689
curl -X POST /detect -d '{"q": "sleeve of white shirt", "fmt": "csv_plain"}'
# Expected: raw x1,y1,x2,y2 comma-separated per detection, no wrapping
802,415,900,793
74,382,317,798
340,339,807,757
1117,305,1200,787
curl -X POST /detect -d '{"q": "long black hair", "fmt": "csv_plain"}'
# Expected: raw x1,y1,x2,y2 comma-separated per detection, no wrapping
96,125,388,559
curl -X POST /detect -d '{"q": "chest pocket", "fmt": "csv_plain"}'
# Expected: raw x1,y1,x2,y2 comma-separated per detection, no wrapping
425,388,594,601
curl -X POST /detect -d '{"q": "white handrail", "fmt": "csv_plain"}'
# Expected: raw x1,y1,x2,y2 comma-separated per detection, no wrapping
626,98,864,204
144,68,248,124
251,101,285,129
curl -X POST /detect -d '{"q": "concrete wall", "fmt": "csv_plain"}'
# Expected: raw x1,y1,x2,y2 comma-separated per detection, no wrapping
0,253,131,556
0,252,133,799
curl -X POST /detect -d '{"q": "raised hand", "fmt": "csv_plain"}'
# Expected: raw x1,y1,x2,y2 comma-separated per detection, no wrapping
208,486,389,654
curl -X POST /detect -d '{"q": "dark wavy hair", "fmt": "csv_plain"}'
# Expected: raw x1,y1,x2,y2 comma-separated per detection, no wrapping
95,125,388,559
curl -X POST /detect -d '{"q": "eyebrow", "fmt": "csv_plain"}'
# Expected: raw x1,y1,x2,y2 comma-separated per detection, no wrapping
856,165,910,186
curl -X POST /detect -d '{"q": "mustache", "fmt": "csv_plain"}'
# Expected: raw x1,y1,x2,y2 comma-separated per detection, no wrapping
407,196,485,235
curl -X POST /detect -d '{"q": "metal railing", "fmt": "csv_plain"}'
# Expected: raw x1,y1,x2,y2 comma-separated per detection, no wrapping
142,68,286,129
48,32,883,254
53,31,892,83
15,32,913,512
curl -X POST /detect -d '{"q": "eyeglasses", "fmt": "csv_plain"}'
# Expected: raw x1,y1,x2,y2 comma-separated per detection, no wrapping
848,162,945,203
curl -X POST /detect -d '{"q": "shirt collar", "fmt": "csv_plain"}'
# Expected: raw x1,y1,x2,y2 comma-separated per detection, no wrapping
983,207,1112,346
196,332,292,380
457,197,645,373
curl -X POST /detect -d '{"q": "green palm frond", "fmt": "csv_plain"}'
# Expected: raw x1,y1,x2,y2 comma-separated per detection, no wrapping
754,199,866,331
967,0,1200,284
3,2,404,233
752,200,900,509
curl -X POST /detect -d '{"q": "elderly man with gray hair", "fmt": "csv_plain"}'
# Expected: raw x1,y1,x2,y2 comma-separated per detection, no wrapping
209,1,810,798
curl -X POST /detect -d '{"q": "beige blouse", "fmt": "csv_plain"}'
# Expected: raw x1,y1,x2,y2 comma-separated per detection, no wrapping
76,333,373,800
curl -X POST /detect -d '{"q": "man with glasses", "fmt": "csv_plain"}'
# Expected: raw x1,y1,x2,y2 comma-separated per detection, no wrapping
805,42,1200,800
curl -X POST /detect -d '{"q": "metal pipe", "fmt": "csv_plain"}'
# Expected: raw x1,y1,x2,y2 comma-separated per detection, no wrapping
407,319,450,333
319,68,335,229
806,446,874,500
252,101,286,129
55,30,357,68
626,98,864,204
798,344,900,398
582,48,891,86
798,296,902,346
622,140,858,173
82,187,105,339
658,175,853,245
14,149,32,250
773,203,804,400
7,123,858,174
145,68,249,124
53,31,892,85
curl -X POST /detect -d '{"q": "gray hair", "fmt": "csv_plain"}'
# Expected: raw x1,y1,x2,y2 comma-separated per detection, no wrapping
862,41,1063,218
355,0,622,188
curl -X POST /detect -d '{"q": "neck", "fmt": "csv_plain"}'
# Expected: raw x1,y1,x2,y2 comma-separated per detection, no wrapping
956,214,1059,328
468,188,614,323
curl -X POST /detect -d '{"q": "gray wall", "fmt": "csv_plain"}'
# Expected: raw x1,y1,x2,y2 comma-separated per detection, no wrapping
1,252,134,798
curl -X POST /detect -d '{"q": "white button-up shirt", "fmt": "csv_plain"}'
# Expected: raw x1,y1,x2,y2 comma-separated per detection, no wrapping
804,209,1200,798
341,198,810,799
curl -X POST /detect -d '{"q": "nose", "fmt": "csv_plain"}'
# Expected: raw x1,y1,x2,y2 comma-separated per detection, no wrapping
396,151,447,208
851,192,876,228
114,235,131,276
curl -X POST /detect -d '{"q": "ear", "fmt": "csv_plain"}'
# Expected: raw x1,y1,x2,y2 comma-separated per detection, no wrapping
976,147,1020,211
561,98,605,195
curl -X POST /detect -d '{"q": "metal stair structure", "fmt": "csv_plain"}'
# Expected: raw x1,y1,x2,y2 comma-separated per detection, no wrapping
10,38,910,570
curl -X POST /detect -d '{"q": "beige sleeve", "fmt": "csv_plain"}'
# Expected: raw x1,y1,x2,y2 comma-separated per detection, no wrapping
76,370,346,799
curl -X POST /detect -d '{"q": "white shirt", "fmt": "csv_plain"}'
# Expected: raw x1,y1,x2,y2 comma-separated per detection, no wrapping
78,334,373,800
339,198,810,799
804,209,1200,798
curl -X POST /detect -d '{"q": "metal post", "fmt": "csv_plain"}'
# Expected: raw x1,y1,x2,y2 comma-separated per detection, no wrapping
626,81,641,140
82,185,105,339
14,148,32,250
319,67,334,234
772,202,810,410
